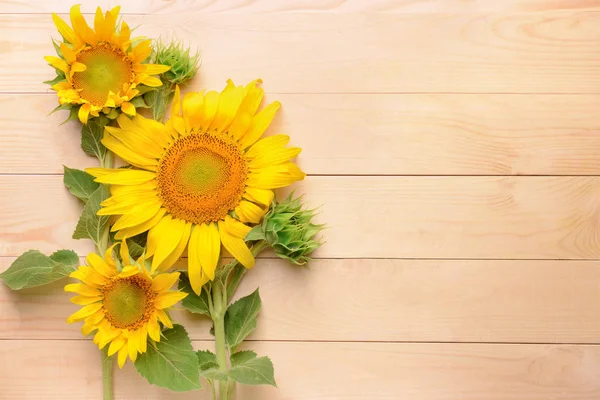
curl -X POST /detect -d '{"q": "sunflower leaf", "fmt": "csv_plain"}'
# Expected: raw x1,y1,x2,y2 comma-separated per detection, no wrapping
63,166,99,203
126,233,148,258
227,352,276,386
81,117,108,160
72,185,110,247
179,274,211,317
225,288,261,351
134,325,202,392
0,249,79,290
197,350,219,372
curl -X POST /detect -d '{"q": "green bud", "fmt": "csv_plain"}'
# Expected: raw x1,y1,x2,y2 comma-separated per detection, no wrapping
154,39,201,85
246,194,325,265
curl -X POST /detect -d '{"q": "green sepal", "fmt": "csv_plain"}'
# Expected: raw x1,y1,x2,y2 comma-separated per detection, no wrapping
60,106,80,126
63,166,99,203
225,288,261,351
105,108,120,120
0,249,79,290
134,325,202,392
179,274,211,317
49,103,72,115
130,95,151,109
51,39,64,58
245,226,265,241
44,74,66,87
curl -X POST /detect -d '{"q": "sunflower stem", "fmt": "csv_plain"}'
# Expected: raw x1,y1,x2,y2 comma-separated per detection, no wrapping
101,348,114,400
211,281,230,400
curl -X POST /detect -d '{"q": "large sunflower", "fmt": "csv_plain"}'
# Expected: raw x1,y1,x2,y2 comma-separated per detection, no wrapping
87,80,305,294
45,5,170,123
65,241,187,368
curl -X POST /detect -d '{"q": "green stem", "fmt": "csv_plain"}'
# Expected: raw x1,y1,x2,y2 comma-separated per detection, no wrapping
101,349,114,400
212,281,229,400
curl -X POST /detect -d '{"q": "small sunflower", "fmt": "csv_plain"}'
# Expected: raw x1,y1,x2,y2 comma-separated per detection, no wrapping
87,79,305,294
65,241,187,368
45,5,170,123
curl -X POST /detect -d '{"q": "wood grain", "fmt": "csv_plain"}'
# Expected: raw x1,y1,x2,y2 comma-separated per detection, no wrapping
3,12,600,94
3,0,600,14
3,93,600,175
2,175,600,259
1,340,600,399
3,258,600,343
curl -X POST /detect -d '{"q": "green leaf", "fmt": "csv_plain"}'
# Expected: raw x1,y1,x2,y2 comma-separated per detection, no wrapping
0,249,79,290
226,264,246,304
130,96,150,108
179,275,211,317
81,117,108,160
227,352,276,387
44,74,67,87
197,350,217,369
144,86,174,122
225,288,261,350
72,185,110,246
245,226,265,241
63,166,99,203
126,233,147,258
134,325,202,392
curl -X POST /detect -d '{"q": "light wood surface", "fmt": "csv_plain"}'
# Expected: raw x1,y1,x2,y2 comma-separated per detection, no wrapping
1,340,600,400
3,94,600,175
1,1,600,399
3,12,600,94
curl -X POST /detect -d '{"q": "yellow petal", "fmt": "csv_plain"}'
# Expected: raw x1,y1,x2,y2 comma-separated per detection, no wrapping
107,335,126,356
93,7,106,41
120,239,130,265
147,315,161,341
247,139,302,169
70,4,97,44
52,13,76,44
64,283,101,297
118,21,131,45
209,82,244,133
140,75,162,87
66,303,103,323
81,321,98,336
152,272,180,293
223,216,252,239
44,56,69,73
155,222,192,272
200,91,219,130
196,223,221,280
170,85,182,117
133,64,171,74
246,162,306,189
240,79,264,116
87,252,116,278
60,43,76,64
70,295,103,305
113,114,166,157
182,91,205,131
94,169,156,185
137,325,148,353
132,40,152,63
85,309,105,326
234,201,267,224
218,220,255,269
101,134,158,169
70,266,108,288
128,331,139,362
149,217,188,272
99,196,160,217
111,203,162,231
117,344,128,368
188,227,210,295
114,208,167,240
243,187,274,207
239,101,281,149
155,309,173,329
121,101,136,116
154,291,188,309
78,103,91,124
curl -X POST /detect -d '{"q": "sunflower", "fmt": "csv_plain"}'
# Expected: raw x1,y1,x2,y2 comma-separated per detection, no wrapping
44,5,170,124
87,79,305,294
65,241,187,368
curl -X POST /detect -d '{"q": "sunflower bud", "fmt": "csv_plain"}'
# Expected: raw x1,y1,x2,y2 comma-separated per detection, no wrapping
154,39,200,85
246,194,324,265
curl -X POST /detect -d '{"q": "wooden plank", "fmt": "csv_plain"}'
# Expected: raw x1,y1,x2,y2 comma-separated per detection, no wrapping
1,340,599,399
3,0,600,14
3,13,600,94
3,94,600,175
2,175,600,259
3,258,600,343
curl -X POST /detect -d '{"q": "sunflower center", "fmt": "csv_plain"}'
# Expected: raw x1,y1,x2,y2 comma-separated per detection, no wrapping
102,275,155,329
156,133,248,225
72,43,133,107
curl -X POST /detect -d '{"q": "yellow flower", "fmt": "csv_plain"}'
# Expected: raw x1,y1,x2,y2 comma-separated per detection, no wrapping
45,5,170,124
65,241,187,368
87,80,305,294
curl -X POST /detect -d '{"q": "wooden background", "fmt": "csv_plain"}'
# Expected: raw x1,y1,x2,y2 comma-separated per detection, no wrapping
1,0,600,398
